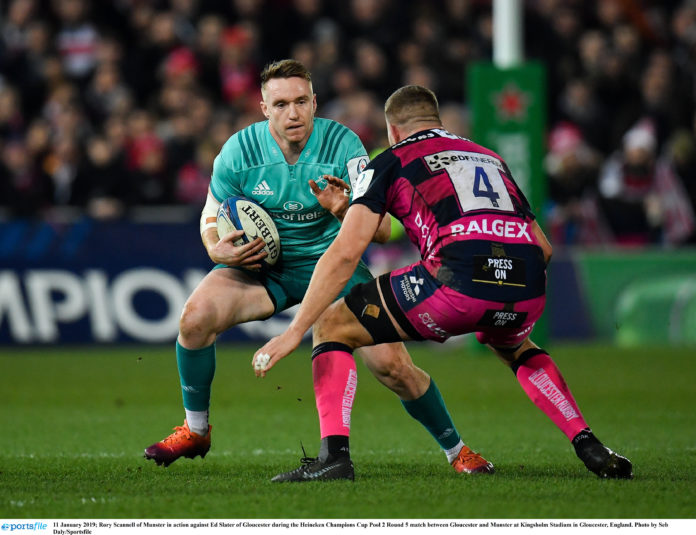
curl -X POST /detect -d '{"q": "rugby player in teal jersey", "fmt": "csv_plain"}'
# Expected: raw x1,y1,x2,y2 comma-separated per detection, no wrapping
145,60,488,480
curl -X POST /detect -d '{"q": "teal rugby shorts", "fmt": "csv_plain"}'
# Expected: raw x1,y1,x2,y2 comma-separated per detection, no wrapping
213,259,374,314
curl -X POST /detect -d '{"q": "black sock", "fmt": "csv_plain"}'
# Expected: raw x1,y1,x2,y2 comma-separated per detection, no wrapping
319,435,350,462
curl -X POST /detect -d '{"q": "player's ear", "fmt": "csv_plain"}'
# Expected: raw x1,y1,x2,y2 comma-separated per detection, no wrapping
312,94,317,113
260,99,269,118
387,122,401,145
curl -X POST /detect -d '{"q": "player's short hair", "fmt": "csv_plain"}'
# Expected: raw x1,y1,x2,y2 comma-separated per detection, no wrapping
384,85,441,127
260,59,312,91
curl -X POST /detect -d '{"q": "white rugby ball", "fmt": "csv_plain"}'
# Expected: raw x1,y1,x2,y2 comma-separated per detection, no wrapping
217,196,281,266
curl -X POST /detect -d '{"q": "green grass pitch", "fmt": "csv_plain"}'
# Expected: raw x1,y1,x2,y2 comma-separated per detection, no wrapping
1,341,695,519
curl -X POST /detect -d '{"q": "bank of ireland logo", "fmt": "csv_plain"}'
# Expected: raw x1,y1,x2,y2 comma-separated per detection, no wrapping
283,201,304,211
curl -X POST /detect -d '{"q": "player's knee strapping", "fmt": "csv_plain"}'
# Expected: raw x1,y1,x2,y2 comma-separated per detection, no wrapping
344,277,406,344
311,342,354,359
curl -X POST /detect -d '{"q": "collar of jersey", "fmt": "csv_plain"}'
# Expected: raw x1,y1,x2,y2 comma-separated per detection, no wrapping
264,120,319,164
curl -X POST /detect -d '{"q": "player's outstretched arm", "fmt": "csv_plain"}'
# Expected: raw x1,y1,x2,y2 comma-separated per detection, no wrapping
253,204,380,376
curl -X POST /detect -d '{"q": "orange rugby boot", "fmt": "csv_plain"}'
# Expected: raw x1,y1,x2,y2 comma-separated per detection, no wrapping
451,445,495,474
144,420,211,467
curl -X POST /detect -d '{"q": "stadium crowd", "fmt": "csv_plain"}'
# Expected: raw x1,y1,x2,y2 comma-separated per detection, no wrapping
1,0,695,246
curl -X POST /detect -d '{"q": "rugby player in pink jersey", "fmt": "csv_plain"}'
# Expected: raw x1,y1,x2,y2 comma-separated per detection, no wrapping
256,85,632,481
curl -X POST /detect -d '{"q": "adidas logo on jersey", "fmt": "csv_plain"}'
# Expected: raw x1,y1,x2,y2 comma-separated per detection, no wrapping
252,181,274,195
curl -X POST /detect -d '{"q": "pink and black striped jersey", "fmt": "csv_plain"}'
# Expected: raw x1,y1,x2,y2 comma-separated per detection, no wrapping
352,128,546,301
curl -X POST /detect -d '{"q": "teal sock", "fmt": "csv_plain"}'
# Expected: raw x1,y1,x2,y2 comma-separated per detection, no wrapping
401,380,461,450
176,341,216,412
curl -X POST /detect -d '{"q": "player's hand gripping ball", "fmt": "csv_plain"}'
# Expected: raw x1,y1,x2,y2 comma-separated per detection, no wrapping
217,196,281,267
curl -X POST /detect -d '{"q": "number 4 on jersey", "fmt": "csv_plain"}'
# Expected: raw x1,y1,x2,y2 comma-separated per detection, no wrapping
473,166,500,207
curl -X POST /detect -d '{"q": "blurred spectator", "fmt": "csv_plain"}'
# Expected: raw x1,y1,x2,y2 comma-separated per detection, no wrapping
53,0,100,86
351,39,393,100
84,61,132,124
193,14,225,100
175,139,216,204
557,77,609,153
598,119,695,245
73,134,132,219
341,0,402,51
43,135,81,205
544,121,609,245
163,111,196,183
219,24,259,110
0,85,25,141
0,138,53,217
125,109,171,205
665,128,696,222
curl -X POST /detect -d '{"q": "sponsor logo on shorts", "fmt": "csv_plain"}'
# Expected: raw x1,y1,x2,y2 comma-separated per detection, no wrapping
473,255,526,287
409,276,424,295
418,311,448,338
399,274,421,303
476,309,528,328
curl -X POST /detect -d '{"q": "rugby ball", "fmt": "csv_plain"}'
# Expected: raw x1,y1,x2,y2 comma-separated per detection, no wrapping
217,196,281,266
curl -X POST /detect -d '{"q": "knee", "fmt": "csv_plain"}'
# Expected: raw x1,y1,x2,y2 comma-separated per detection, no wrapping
179,299,216,346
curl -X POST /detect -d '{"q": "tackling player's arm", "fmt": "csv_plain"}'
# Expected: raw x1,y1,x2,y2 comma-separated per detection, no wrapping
199,188,267,268
253,203,380,374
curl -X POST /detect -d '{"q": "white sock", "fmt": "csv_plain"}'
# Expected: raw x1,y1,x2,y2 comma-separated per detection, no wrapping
185,409,209,436
445,440,465,464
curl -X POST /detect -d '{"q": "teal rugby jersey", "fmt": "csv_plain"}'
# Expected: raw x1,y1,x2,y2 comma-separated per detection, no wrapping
209,117,368,265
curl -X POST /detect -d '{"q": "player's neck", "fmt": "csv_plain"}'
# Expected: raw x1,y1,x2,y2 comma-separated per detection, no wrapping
281,142,304,164
270,127,310,165
401,122,442,139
